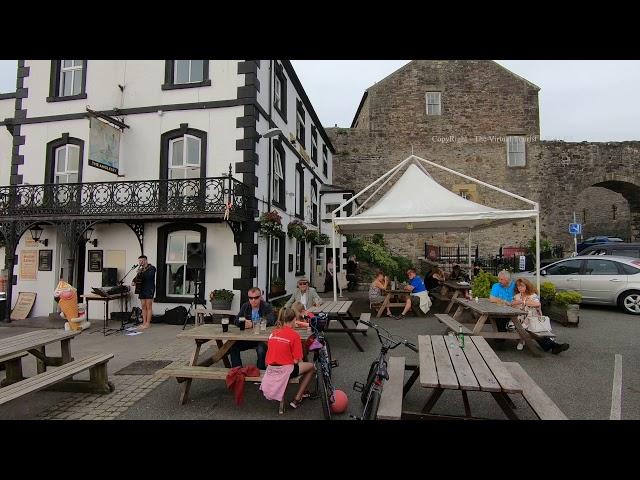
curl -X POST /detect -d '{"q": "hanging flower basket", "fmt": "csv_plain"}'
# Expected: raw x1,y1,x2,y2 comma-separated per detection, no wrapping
287,219,307,240
317,233,330,245
305,229,319,245
259,210,283,237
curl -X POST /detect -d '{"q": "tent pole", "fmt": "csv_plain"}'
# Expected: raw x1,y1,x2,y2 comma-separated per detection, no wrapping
353,165,405,215
535,207,541,294
468,229,472,279
332,219,338,302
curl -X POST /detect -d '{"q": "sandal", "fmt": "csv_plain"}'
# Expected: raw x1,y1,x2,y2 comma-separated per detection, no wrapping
289,397,304,409
386,313,394,318
396,314,406,320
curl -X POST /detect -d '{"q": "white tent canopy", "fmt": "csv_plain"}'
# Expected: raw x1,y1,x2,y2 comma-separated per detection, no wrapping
330,155,541,300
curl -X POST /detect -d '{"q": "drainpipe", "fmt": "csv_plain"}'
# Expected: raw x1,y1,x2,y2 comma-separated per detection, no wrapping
265,59,273,295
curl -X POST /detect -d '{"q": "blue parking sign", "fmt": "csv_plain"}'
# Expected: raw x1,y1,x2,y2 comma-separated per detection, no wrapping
569,223,582,235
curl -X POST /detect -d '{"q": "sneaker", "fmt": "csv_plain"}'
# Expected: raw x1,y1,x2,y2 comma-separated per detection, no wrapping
551,343,570,355
289,398,304,409
516,342,524,351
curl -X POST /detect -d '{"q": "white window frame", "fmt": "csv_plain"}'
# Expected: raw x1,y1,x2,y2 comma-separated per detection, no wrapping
54,144,80,184
166,232,200,297
311,127,318,163
295,168,301,216
425,92,441,116
271,236,280,281
272,148,283,203
311,184,318,224
506,136,526,167
274,75,282,110
168,134,201,181
59,60,83,97
295,240,302,273
173,60,205,84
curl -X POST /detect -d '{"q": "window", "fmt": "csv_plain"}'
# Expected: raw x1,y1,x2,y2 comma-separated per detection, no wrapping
325,203,340,215
612,204,617,220
295,239,306,274
426,92,441,115
584,259,620,275
272,147,284,207
311,126,318,165
322,145,328,177
311,181,318,225
54,145,80,184
271,236,280,281
274,62,287,121
169,135,201,180
166,232,201,296
162,61,210,90
459,190,470,200
295,164,304,218
620,263,640,274
507,136,526,167
546,259,582,276
48,61,87,101
296,99,306,148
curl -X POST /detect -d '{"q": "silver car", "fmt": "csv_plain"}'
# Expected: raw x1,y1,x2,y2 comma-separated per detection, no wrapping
519,255,640,315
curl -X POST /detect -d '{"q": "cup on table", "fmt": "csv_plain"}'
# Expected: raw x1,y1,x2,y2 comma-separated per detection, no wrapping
238,319,246,331
253,318,260,334
221,317,229,332
260,317,267,332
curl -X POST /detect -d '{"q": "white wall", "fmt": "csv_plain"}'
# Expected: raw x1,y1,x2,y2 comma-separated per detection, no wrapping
0,97,14,186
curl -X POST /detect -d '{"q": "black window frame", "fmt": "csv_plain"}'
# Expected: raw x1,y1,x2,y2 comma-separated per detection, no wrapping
311,125,318,165
44,134,84,184
310,179,318,226
295,239,306,276
296,99,306,149
272,140,286,210
159,124,207,180
47,60,88,102
156,222,207,303
162,60,211,90
295,163,304,220
269,233,286,295
322,144,328,177
274,62,287,122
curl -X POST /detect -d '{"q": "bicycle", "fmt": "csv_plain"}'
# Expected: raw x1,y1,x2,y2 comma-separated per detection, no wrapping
307,313,339,420
351,319,417,420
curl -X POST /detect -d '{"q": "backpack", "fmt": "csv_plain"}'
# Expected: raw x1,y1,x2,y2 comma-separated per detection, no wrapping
164,305,189,325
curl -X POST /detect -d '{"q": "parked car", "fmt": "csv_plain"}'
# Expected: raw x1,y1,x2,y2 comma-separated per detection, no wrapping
519,255,640,315
576,236,624,253
579,243,640,259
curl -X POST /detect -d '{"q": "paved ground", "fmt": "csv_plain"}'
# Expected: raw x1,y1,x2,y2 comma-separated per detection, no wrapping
1,292,638,420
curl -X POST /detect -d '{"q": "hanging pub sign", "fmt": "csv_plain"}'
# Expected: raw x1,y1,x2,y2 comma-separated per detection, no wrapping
88,116,122,175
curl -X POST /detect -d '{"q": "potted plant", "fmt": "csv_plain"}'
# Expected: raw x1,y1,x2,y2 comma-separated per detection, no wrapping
210,289,234,310
317,233,330,245
287,219,307,240
304,229,319,245
270,277,285,297
546,290,581,326
259,210,283,237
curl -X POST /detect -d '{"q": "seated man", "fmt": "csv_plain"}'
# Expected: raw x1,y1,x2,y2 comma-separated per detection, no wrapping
397,268,431,319
489,270,516,333
230,287,275,370
284,277,321,310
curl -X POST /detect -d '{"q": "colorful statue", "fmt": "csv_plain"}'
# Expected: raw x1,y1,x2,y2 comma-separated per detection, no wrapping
54,279,90,331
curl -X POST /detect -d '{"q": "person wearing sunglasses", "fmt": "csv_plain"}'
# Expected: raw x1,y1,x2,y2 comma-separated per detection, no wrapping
284,277,321,310
230,287,275,370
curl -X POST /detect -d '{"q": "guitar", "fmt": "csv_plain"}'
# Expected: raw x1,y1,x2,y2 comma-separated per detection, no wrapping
133,265,148,294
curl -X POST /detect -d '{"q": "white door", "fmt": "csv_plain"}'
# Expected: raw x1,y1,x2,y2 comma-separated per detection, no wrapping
312,246,325,292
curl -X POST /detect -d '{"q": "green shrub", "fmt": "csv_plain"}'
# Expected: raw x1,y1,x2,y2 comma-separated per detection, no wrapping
540,281,557,304
209,289,234,302
471,271,498,298
554,290,582,306
346,234,412,280
527,236,553,257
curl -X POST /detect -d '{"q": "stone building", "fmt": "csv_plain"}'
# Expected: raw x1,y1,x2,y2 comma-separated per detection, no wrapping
327,60,640,264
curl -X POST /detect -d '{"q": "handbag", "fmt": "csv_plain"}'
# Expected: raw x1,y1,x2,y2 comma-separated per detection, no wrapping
525,304,552,334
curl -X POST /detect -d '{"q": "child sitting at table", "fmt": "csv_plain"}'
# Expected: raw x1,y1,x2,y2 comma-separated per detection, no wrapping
262,307,316,410
290,301,312,328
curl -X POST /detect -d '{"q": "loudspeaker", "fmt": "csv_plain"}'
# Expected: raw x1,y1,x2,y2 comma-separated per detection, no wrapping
102,268,118,286
187,242,206,269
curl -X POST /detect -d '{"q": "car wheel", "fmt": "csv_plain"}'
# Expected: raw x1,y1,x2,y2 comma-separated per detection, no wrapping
619,290,640,315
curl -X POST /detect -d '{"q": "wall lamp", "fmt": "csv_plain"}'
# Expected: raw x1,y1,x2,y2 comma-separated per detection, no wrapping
259,127,282,139
29,225,49,247
83,227,98,247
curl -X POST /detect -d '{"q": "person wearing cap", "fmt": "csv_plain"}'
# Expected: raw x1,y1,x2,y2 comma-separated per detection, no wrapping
284,278,321,310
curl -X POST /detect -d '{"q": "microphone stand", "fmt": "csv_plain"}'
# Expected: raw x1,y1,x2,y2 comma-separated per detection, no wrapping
119,265,139,285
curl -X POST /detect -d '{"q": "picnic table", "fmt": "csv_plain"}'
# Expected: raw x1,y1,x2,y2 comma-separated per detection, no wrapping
374,289,409,318
0,330,114,404
160,324,312,404
308,300,369,352
445,297,547,356
400,335,566,420
442,280,472,314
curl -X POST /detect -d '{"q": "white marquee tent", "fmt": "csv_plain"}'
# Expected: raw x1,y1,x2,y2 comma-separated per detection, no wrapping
330,155,541,301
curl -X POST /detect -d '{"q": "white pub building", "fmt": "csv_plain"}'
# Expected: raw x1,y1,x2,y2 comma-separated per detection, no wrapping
0,60,351,321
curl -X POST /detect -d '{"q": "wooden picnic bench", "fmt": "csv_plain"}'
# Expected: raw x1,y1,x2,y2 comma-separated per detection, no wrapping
442,281,472,314
376,356,405,420
503,362,568,420
309,301,368,352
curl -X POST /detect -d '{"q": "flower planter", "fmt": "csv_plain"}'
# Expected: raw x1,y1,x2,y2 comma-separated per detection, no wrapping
546,303,580,327
211,300,232,310
270,285,284,297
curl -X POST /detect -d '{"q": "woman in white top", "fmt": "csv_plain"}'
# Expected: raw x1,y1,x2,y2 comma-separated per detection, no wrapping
511,278,569,354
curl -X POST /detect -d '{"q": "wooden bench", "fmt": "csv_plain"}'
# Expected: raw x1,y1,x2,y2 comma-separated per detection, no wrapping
0,352,28,386
435,314,473,334
503,362,568,420
429,291,450,303
356,313,371,331
377,356,405,420
0,353,115,406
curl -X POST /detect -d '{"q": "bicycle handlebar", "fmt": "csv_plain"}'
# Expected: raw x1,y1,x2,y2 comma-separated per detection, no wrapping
360,319,418,353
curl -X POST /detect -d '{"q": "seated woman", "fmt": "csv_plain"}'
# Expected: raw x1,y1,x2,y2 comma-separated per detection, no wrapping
424,266,445,291
511,278,570,354
369,271,394,318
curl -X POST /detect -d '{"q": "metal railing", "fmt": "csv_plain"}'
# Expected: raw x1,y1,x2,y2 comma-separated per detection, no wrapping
0,176,253,220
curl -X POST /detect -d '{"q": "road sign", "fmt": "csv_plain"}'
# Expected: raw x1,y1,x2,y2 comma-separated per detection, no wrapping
569,223,582,235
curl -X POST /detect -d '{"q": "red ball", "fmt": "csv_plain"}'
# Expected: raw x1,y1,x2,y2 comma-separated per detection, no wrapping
330,389,349,414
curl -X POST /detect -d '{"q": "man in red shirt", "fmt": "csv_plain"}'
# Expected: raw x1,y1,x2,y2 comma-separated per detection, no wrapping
266,308,315,409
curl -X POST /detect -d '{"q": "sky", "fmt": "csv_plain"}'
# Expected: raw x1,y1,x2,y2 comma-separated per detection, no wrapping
1,60,639,142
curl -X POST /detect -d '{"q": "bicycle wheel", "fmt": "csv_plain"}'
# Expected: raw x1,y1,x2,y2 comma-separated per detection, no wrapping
317,367,332,420
361,361,378,405
363,387,381,420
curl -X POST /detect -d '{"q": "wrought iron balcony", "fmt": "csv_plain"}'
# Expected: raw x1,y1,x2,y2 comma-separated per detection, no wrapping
0,176,254,222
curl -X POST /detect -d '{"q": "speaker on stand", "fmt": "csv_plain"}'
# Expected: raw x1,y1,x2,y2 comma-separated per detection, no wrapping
183,243,207,329
102,268,118,287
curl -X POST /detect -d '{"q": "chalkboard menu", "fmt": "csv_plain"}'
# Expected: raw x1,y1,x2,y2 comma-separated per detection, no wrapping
38,249,53,271
88,250,103,272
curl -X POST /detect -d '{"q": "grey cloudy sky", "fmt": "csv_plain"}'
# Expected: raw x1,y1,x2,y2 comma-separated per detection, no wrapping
2,60,639,142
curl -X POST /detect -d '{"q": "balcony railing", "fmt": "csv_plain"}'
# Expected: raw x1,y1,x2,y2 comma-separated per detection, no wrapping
0,176,253,221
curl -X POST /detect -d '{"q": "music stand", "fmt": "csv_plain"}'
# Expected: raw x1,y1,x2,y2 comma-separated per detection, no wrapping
183,268,207,329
